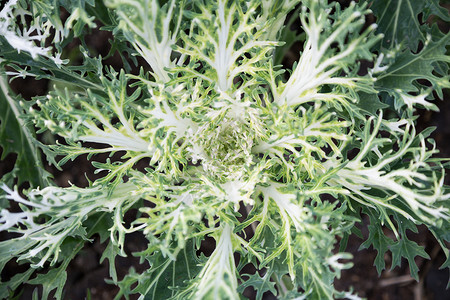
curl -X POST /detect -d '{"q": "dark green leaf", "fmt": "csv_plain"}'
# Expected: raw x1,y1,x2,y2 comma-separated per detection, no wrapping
390,238,430,281
114,239,203,300
100,241,124,283
238,272,277,300
0,268,34,298
360,212,395,275
27,264,67,300
370,0,449,51
356,91,389,115
375,32,450,97
0,75,51,188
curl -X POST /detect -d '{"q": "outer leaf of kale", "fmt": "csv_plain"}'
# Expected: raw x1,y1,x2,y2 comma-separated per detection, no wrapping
27,264,68,300
100,241,125,283
430,211,450,288
390,215,431,281
370,0,449,51
0,238,37,275
390,238,430,281
120,239,203,300
359,211,395,275
238,272,277,300
0,268,34,299
375,32,450,97
0,75,51,188
355,91,389,115
0,42,104,92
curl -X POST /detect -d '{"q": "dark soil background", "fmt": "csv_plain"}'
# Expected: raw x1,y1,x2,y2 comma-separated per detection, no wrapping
1,1,450,299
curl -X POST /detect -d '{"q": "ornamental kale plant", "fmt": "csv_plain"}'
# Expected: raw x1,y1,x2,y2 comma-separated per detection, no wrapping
0,0,449,299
